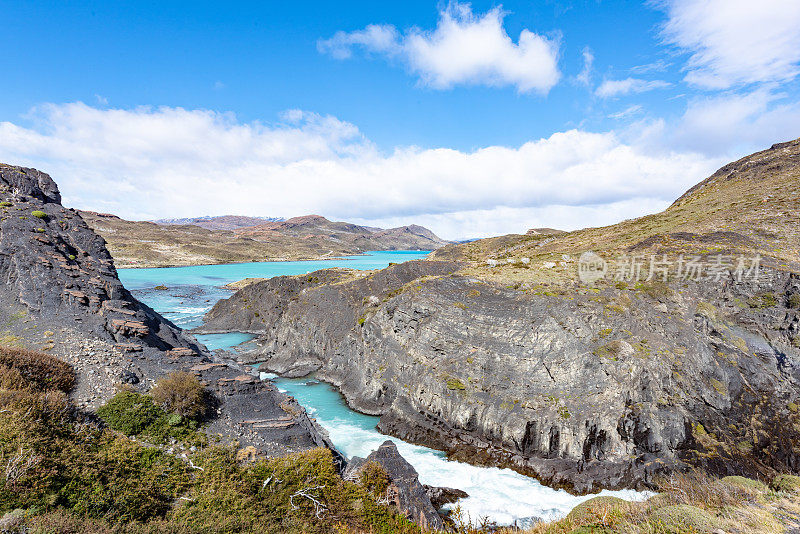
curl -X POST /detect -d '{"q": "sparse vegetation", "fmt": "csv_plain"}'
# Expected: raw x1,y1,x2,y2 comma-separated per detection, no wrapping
748,292,778,308
31,210,48,220
504,470,800,534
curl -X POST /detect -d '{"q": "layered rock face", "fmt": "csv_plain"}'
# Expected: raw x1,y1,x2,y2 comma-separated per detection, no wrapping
0,164,335,457
0,165,196,351
203,259,800,492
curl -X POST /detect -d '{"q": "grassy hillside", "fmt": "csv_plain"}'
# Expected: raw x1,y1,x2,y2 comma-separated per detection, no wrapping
434,138,800,284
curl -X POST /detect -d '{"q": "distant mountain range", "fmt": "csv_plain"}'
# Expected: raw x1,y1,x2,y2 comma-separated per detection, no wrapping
153,215,284,231
81,212,449,267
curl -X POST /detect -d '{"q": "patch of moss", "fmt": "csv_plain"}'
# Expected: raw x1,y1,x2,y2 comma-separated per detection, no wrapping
696,301,717,320
650,504,717,532
748,292,778,309
721,475,768,492
709,378,727,395
446,378,466,391
771,474,800,493
31,210,48,220
566,496,627,523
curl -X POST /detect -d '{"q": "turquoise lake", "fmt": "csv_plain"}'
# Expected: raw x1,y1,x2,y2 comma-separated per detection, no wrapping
118,250,647,527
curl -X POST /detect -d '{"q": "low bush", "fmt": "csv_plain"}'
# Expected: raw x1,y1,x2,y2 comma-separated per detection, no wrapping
172,447,420,534
31,210,48,220
0,346,74,392
98,389,165,436
150,371,208,419
97,389,200,443
1,386,188,522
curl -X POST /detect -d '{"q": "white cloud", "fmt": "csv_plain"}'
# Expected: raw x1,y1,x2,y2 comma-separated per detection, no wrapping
317,3,561,94
0,103,720,239
658,0,800,89
609,105,643,120
576,47,594,86
672,88,800,154
595,77,670,98
317,24,399,60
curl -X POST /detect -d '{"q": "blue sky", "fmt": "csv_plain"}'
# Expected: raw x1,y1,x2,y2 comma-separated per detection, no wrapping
1,1,799,238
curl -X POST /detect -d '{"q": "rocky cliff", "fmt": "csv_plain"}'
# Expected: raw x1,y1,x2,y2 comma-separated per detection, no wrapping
0,164,335,457
202,140,800,493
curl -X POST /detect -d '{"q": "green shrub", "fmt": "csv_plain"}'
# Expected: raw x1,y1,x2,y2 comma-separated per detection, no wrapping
0,201,12,207
171,447,420,534
98,389,164,436
0,346,74,392
359,461,390,497
31,210,48,220
97,389,201,443
34,227,45,233
788,293,800,309
0,386,188,522
59,433,190,522
150,371,207,419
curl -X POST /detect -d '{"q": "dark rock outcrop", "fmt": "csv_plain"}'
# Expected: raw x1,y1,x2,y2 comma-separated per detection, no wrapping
343,440,446,530
0,164,337,457
204,259,800,493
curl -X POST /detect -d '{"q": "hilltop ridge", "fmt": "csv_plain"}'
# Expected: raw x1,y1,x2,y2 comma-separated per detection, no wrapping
81,211,449,267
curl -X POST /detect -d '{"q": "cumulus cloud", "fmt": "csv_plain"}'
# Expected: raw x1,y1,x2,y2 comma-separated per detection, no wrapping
595,77,670,98
658,0,800,89
0,102,722,239
317,3,561,94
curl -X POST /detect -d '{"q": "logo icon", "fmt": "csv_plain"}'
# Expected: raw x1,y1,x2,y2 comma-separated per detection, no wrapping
578,251,606,284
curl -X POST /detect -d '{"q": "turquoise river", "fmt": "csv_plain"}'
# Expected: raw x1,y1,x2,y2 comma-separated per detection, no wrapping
118,251,647,527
